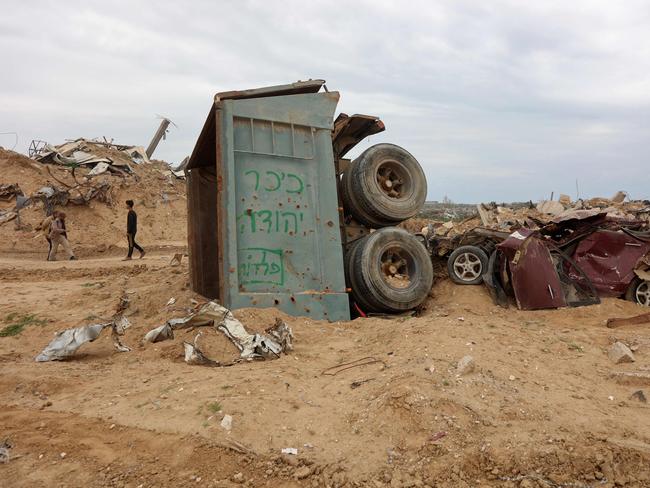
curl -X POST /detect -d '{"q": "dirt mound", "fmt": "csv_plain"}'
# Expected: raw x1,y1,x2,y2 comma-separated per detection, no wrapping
2,257,650,486
0,148,187,258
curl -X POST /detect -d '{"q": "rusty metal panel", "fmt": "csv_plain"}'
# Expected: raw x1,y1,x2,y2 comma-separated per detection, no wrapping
186,166,220,299
215,91,350,321
332,113,385,159
498,230,567,310
570,230,650,297
215,80,325,102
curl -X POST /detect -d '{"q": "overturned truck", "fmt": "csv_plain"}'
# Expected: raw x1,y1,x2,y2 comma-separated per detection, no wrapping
185,80,432,321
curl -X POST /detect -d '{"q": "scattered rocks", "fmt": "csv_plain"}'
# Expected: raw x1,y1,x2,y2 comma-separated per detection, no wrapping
630,390,647,403
231,472,244,483
608,342,635,364
456,355,475,376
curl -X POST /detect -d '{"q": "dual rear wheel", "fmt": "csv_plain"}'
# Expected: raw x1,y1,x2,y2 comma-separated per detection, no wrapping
345,227,433,313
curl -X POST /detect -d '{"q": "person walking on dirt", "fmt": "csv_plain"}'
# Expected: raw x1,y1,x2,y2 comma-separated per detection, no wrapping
37,210,58,260
124,200,145,260
48,211,76,261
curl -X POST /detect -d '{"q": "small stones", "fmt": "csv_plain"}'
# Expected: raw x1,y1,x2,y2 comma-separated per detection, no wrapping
456,355,475,376
608,341,635,364
59,452,67,459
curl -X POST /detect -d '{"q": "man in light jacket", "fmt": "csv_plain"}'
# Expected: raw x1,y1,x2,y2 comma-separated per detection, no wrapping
48,211,76,261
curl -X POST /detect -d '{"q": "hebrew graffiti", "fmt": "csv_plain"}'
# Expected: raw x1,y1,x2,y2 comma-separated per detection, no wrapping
244,169,304,194
238,248,284,285
237,209,304,235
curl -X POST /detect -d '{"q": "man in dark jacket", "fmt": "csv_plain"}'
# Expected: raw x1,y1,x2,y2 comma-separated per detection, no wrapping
124,200,145,260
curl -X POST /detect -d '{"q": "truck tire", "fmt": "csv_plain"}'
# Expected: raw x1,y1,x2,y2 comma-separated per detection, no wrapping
341,144,427,228
447,245,488,285
347,227,433,313
625,277,650,307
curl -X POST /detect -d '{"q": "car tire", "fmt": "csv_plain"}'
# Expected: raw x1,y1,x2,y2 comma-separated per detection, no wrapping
447,245,489,285
346,227,433,313
341,143,427,228
625,277,650,307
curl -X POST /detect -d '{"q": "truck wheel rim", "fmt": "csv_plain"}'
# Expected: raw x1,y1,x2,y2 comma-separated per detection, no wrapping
636,281,650,307
380,247,413,289
453,252,482,281
376,160,409,199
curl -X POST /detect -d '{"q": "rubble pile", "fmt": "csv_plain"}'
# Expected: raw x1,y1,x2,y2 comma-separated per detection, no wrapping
31,138,150,175
422,192,650,241
0,146,187,255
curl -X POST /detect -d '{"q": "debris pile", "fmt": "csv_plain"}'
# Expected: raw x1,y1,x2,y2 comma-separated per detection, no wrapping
31,138,151,173
0,146,187,254
418,192,650,311
422,192,650,245
143,301,294,366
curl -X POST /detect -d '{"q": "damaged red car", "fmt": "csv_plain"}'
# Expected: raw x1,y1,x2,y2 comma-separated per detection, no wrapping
484,212,650,310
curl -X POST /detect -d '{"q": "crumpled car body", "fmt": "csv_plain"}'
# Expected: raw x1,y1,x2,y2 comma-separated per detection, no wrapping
486,218,650,310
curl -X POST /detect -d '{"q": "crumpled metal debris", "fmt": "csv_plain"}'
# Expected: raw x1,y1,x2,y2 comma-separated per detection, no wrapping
0,183,23,201
183,332,221,366
33,138,149,171
144,301,294,365
35,316,132,362
143,323,174,343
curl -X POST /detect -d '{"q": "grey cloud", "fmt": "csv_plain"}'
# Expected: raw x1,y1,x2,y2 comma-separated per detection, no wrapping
0,0,648,202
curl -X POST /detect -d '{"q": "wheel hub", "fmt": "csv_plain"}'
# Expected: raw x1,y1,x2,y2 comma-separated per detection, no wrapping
376,162,406,199
453,252,482,282
380,249,411,289
636,281,650,307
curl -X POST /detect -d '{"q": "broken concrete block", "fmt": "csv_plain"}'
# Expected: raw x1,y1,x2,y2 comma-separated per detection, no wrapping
611,191,627,203
608,342,635,364
536,200,565,216
630,390,647,403
456,355,475,375
220,414,233,431
558,194,571,206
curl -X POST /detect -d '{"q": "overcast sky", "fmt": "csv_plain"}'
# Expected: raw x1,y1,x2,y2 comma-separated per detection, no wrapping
1,0,648,202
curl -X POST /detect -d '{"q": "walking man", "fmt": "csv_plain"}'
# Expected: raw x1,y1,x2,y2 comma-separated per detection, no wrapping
48,211,76,261
37,210,57,260
124,200,145,260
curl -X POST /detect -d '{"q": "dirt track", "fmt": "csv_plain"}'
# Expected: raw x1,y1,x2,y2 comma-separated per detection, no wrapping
1,253,650,487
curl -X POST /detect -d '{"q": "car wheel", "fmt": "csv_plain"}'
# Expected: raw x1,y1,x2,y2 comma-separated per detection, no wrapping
341,143,427,228
447,245,489,285
346,227,433,313
625,278,650,307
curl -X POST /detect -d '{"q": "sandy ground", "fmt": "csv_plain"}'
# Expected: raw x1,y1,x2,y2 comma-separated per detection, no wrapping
1,252,650,487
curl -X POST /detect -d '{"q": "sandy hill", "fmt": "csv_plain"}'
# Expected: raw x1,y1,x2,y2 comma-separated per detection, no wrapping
0,147,187,258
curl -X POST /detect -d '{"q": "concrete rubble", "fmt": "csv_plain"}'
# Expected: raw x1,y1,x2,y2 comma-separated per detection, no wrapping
608,341,635,364
424,192,650,243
